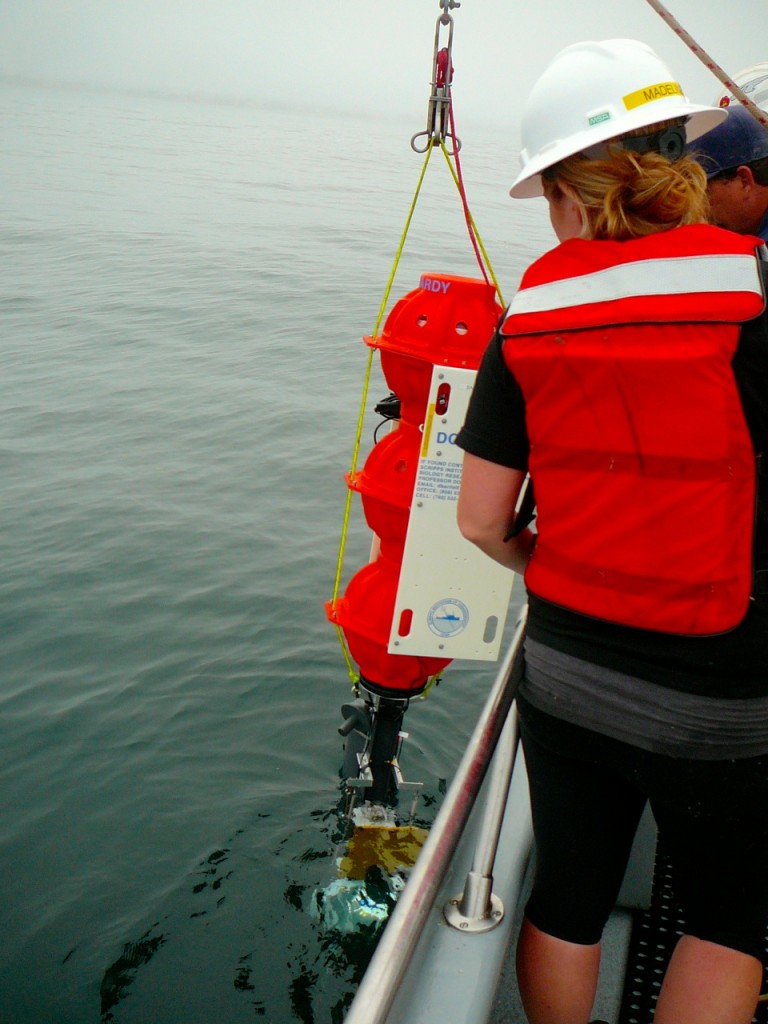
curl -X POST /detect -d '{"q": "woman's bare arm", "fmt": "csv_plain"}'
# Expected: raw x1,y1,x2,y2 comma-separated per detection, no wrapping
457,452,535,575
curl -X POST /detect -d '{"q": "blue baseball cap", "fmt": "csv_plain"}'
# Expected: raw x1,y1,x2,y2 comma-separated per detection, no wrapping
691,104,768,178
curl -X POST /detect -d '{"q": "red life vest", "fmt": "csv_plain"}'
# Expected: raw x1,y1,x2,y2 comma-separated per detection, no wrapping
501,225,765,635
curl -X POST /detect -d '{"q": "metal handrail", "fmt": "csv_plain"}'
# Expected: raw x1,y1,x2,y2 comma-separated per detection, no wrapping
468,701,521,881
342,604,528,1024
444,699,520,931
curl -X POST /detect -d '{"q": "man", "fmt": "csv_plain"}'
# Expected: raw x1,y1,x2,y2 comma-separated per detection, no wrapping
692,104,768,240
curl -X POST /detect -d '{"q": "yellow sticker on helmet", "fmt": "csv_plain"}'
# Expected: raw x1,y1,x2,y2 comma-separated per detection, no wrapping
623,81,684,110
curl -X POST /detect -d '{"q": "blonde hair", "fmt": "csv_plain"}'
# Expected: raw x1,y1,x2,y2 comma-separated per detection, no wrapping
543,146,709,241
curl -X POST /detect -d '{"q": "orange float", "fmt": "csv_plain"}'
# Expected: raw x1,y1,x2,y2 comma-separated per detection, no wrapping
327,272,504,696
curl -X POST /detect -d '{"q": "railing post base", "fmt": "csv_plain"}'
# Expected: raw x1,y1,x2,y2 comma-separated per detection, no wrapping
444,871,505,933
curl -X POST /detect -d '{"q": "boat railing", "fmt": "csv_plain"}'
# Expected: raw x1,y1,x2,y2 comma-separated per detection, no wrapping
342,604,528,1024
443,680,521,932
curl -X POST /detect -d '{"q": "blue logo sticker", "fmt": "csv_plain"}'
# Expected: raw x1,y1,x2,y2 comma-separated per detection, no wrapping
427,598,469,638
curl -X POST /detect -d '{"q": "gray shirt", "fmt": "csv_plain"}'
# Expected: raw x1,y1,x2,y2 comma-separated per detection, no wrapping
521,637,768,759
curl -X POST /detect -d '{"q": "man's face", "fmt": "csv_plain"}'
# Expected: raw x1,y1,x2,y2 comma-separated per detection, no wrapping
707,166,768,234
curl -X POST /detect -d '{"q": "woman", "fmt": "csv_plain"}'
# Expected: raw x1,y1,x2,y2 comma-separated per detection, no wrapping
456,39,768,1024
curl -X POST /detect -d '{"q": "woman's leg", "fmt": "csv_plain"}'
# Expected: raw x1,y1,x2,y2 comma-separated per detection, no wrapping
516,917,601,1024
517,709,647,1023
648,754,768,1024
655,935,762,1024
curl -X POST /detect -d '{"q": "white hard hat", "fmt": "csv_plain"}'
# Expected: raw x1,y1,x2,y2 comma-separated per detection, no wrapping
713,62,768,112
510,38,727,199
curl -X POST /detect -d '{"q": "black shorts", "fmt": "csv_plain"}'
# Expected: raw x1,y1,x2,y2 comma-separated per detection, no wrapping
518,695,768,961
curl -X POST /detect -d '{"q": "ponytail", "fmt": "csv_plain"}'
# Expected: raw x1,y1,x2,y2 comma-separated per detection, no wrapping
549,148,709,241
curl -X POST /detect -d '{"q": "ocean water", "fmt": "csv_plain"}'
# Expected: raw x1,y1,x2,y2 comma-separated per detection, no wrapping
0,79,548,1023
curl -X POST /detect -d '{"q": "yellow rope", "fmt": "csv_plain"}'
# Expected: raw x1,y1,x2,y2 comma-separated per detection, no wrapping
330,143,435,685
419,672,443,700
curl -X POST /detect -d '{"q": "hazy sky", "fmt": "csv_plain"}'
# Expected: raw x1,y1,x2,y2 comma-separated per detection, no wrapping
0,0,766,128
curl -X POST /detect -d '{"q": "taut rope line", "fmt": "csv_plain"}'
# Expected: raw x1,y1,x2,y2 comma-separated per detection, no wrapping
643,0,768,127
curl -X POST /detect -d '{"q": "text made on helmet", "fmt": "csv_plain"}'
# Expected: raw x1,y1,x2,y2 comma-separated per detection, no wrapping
420,276,451,295
623,80,684,111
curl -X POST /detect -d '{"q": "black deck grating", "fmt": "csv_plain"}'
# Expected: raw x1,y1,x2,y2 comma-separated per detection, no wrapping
617,838,768,1024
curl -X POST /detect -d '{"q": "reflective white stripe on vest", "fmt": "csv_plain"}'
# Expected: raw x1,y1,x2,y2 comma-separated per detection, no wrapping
508,253,763,316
